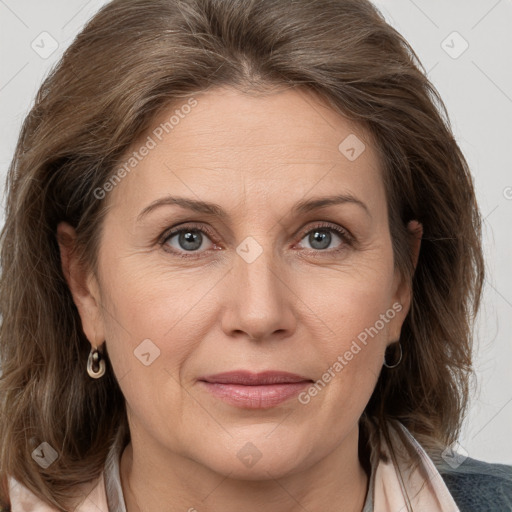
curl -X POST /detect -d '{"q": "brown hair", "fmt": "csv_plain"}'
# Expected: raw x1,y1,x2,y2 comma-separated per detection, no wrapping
0,0,484,509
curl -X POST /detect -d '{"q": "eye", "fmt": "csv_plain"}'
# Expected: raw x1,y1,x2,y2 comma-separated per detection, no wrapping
160,223,218,258
159,221,354,260
296,222,353,254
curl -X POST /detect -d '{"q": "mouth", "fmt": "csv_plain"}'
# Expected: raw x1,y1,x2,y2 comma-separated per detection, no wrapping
197,370,314,409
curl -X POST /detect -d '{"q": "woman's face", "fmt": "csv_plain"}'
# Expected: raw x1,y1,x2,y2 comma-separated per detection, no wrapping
60,86,419,480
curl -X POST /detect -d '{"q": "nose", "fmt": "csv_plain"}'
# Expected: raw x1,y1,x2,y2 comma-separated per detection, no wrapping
220,239,297,343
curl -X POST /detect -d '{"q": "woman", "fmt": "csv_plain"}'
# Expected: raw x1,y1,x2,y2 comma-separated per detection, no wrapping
0,0,510,510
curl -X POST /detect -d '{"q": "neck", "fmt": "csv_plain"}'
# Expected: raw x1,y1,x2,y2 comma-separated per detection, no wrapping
120,424,369,512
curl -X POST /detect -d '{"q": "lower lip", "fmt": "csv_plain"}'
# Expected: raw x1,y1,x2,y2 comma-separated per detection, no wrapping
199,381,311,409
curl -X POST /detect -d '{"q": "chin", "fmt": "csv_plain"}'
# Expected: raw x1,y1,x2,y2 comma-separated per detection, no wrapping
206,453,305,482
189,430,314,480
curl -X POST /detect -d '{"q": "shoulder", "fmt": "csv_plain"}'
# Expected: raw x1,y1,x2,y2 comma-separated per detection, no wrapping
435,456,512,512
2,473,107,511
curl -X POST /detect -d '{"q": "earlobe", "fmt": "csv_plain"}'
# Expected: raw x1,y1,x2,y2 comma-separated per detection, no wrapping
56,221,105,345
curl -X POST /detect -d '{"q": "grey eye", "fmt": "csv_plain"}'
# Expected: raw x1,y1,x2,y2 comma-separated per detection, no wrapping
165,229,212,252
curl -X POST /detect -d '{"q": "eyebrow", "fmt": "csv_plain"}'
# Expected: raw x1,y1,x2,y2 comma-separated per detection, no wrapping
136,193,371,222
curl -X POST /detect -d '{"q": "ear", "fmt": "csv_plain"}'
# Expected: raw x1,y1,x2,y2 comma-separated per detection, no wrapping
56,221,105,348
407,220,423,270
389,220,423,341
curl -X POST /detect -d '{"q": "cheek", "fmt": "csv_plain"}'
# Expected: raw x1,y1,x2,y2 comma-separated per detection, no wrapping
292,262,395,409
293,259,396,347
98,273,193,430
95,257,196,383
299,304,388,431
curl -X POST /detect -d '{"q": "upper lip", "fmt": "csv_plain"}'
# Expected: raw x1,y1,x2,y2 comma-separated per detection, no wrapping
199,370,313,385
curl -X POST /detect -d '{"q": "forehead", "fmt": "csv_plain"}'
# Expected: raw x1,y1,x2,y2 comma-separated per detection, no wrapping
109,86,385,218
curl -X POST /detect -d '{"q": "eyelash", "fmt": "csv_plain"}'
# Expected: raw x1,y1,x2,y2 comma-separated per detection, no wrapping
159,221,354,260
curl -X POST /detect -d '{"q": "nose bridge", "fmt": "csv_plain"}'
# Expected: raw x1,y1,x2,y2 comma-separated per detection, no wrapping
234,234,281,306
223,234,294,339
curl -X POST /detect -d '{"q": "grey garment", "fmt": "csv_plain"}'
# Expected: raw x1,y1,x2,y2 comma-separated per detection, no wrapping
434,453,512,512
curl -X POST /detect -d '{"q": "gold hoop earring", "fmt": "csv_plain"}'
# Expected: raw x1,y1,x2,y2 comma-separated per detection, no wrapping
87,345,106,379
383,341,402,369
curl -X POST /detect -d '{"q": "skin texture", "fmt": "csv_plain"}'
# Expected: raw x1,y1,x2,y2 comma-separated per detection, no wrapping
58,86,422,512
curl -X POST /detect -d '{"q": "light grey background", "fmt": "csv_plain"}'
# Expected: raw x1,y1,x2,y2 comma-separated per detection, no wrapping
1,0,511,464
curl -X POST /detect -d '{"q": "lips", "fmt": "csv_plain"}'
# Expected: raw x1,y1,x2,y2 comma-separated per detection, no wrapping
199,370,312,385
198,371,313,409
